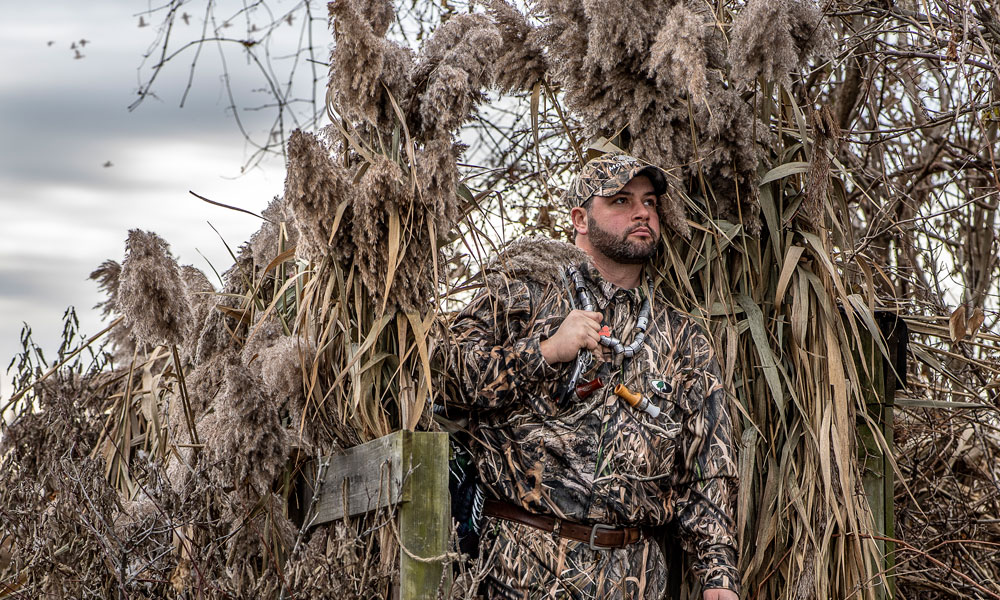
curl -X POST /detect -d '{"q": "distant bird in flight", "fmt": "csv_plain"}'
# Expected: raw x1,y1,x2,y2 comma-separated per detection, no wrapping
79,39,90,47
103,161,113,168
138,16,148,27
47,40,54,46
74,49,84,60
182,12,190,25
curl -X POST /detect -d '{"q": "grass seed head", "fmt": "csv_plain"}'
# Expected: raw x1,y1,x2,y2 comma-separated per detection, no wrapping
416,137,462,238
649,2,712,105
117,229,194,349
329,0,414,125
410,14,502,141
285,130,354,263
728,0,833,90
89,259,137,360
484,0,548,93
204,355,289,500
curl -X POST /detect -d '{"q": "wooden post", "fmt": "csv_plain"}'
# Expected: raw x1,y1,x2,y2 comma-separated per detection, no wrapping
854,312,906,600
398,431,451,599
304,430,452,600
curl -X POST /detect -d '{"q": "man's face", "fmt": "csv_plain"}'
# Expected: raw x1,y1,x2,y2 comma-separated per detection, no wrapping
583,175,661,265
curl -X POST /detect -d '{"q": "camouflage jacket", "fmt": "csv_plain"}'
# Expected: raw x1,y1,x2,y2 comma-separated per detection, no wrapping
441,237,739,592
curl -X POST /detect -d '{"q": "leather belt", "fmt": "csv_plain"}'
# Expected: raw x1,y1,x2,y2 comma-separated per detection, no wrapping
483,499,645,550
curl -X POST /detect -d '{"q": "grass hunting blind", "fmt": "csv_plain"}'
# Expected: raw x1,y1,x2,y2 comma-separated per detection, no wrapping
2,0,999,598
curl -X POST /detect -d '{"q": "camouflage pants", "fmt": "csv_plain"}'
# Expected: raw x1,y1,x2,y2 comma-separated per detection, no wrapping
473,518,668,600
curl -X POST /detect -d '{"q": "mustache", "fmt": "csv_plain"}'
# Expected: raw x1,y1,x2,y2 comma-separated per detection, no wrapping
624,223,653,236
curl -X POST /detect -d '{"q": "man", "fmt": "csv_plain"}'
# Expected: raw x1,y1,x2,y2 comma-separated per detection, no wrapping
443,153,739,599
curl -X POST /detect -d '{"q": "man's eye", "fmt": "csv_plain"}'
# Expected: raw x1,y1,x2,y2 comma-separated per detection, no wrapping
643,198,656,206
613,197,627,204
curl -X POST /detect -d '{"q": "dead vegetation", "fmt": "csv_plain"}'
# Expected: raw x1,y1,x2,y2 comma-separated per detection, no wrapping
2,0,1000,598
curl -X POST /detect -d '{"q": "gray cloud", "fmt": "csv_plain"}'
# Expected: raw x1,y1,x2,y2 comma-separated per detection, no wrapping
0,2,320,398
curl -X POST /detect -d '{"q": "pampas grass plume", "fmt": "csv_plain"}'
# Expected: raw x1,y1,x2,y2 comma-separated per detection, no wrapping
729,0,833,90
649,3,711,105
204,356,288,498
484,0,548,93
116,229,193,348
285,130,353,262
411,14,502,141
328,0,414,125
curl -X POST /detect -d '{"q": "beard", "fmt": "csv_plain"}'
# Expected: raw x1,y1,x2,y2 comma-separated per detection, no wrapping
586,216,660,264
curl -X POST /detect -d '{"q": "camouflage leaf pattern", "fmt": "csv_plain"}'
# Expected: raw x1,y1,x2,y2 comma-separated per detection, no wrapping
563,152,667,210
477,519,668,599
439,238,739,595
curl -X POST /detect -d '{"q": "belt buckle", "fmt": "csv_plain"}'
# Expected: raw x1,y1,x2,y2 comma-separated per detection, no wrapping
588,523,616,550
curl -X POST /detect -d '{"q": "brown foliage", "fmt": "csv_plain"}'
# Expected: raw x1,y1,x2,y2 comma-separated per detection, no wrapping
117,229,194,348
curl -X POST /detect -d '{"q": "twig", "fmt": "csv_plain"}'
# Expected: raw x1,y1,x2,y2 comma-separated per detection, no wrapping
2,317,123,414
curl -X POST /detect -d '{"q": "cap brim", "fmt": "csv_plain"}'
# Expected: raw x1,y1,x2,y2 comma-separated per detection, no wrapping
637,166,668,196
596,165,668,198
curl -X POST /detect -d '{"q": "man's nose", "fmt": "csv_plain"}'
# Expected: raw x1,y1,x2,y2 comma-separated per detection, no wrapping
632,199,650,220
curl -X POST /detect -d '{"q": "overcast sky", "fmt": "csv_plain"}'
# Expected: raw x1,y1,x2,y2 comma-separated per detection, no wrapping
0,2,322,397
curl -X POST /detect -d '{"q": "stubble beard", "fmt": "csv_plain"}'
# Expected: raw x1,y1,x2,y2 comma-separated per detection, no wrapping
586,215,660,265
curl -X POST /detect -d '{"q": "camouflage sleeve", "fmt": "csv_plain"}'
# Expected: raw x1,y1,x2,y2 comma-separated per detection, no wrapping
672,326,741,593
442,276,566,415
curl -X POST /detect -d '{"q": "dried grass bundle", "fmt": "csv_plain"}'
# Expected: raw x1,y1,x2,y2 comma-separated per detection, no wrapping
317,10,502,310
285,129,353,262
117,229,194,348
409,14,502,142
416,137,463,238
202,356,289,499
484,0,548,93
649,3,712,105
352,154,415,304
328,0,414,125
728,0,833,90
531,0,763,226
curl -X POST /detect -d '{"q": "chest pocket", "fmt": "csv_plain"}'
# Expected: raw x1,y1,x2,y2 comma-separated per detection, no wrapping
602,372,681,476
633,373,683,473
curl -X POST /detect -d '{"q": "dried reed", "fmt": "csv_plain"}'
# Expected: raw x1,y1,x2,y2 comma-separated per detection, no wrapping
3,0,1000,598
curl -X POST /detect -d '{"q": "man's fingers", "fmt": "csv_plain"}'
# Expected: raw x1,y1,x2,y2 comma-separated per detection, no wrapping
583,310,603,323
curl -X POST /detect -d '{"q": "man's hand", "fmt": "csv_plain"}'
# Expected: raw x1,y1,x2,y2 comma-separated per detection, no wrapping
703,589,738,600
539,310,603,364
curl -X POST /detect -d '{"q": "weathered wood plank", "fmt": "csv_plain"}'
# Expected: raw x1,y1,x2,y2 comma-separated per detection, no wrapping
307,431,408,525
399,431,451,599
305,430,452,599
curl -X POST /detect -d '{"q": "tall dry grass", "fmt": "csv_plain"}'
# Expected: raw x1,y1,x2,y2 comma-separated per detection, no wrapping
2,0,999,598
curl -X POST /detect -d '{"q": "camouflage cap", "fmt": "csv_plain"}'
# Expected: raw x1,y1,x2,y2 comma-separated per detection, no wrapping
563,153,668,210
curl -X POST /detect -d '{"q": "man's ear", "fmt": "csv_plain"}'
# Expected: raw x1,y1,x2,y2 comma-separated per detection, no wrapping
570,206,589,236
